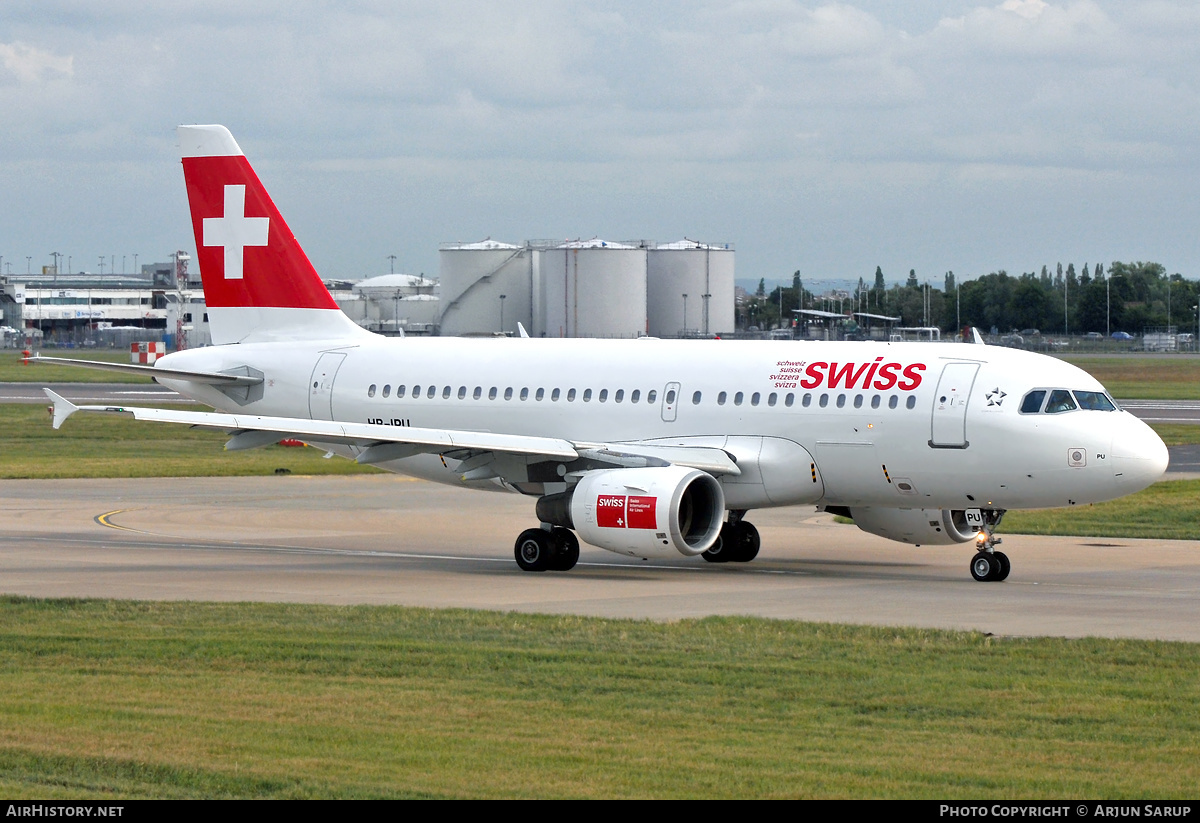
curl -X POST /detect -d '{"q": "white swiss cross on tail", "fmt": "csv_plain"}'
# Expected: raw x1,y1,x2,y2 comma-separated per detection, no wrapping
203,184,269,280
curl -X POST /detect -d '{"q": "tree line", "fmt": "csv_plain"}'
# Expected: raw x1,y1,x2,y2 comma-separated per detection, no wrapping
743,262,1200,336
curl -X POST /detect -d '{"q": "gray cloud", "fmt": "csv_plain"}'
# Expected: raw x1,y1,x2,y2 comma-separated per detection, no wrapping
2,1,1198,286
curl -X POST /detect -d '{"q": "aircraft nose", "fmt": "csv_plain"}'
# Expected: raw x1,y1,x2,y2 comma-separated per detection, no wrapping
1111,414,1169,493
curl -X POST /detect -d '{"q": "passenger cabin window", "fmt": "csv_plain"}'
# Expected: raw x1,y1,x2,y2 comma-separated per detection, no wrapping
599,389,609,402
631,390,641,403
368,384,376,397
504,387,513,400
382,385,391,398
552,388,561,401
457,386,467,399
647,390,657,403
666,389,677,404
750,392,760,406
443,386,452,399
489,387,497,400
905,396,916,409
583,389,592,402
888,395,898,409
694,391,703,405
567,388,576,401
520,388,530,401
535,388,545,401
734,391,744,406
717,391,727,406
473,387,482,400
427,385,436,399
614,389,624,403
397,385,407,398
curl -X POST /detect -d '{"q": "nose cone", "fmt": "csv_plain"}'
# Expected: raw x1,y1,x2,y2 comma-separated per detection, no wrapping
1111,413,1169,495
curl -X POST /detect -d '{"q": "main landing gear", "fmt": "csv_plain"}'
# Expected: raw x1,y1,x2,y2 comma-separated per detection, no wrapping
969,513,1010,582
702,512,760,564
514,526,580,572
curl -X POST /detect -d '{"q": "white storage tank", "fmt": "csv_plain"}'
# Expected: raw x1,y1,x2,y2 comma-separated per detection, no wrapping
438,240,532,336
646,240,735,337
533,239,648,338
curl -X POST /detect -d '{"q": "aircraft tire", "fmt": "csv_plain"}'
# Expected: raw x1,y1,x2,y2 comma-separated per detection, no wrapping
702,525,733,563
992,551,1011,581
515,528,555,572
550,528,580,571
970,552,995,582
733,522,760,562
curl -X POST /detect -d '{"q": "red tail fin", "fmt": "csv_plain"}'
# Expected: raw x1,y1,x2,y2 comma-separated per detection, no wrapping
178,126,366,344
180,125,336,310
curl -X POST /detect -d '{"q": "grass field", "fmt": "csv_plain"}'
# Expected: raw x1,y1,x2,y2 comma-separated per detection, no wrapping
0,404,380,479
1061,355,1200,400
0,351,150,383
995,478,1200,540
1,598,1197,799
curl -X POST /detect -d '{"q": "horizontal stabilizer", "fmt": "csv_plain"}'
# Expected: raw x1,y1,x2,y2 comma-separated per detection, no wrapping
27,355,263,386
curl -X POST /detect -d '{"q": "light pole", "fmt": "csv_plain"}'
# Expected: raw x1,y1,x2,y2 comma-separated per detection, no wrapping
98,256,105,275
702,293,711,336
388,254,397,275
682,293,688,336
50,252,61,284
499,294,506,333
26,256,32,275
133,254,138,276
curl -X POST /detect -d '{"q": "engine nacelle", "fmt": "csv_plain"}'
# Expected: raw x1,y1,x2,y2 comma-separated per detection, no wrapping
848,507,979,546
546,466,725,559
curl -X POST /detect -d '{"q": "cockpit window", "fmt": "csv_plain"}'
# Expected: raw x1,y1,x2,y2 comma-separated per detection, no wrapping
1044,389,1077,414
1020,390,1046,414
1074,391,1116,411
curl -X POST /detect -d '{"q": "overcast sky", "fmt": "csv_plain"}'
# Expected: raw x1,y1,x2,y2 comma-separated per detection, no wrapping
3,0,1199,288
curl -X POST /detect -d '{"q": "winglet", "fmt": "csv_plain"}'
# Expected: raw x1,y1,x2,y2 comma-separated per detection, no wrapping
43,389,78,430
970,327,986,345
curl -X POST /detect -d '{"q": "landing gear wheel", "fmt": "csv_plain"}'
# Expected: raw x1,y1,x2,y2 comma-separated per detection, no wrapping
732,522,760,563
702,529,730,563
992,551,1011,582
550,527,580,571
514,528,556,572
704,521,761,563
970,552,995,582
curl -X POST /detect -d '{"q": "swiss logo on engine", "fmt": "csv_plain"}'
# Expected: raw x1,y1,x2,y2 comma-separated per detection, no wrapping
595,495,658,529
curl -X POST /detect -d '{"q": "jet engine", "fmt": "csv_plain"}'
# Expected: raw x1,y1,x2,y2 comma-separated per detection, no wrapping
846,506,979,546
537,466,725,558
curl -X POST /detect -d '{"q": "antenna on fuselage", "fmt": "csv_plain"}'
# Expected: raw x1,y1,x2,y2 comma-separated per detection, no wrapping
970,327,986,345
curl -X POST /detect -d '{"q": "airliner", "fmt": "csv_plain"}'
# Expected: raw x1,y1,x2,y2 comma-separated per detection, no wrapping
38,125,1169,582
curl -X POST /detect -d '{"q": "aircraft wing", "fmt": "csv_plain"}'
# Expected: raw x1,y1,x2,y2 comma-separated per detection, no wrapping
42,389,740,476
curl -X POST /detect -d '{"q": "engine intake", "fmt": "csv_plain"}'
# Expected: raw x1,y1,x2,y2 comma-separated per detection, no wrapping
539,466,725,558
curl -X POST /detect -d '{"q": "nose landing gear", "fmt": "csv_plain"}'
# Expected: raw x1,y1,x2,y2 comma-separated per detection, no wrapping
969,512,1010,582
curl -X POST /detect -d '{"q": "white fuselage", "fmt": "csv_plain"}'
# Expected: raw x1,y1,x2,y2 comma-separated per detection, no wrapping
157,336,1167,513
